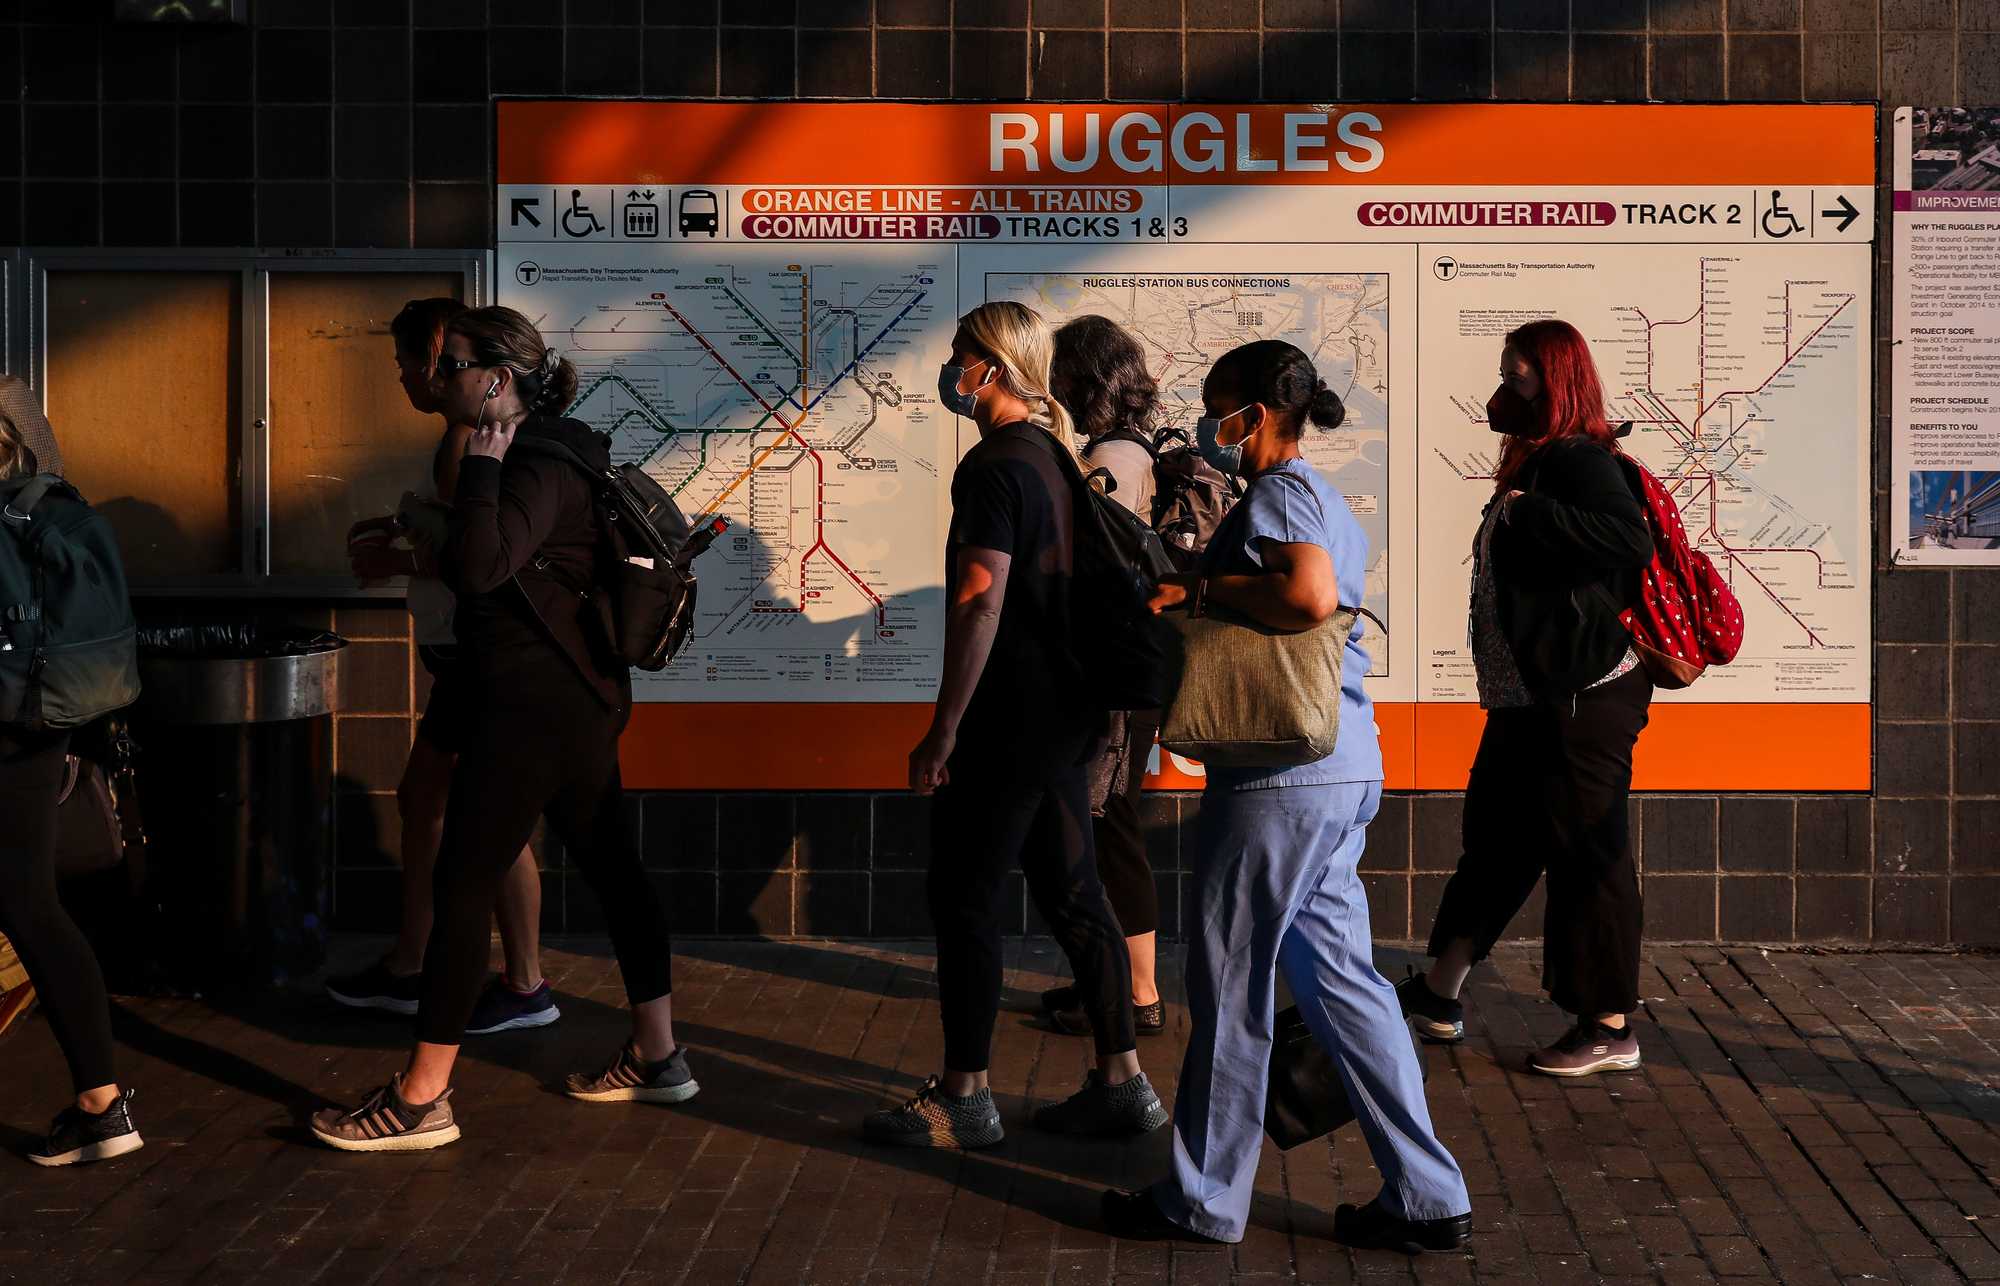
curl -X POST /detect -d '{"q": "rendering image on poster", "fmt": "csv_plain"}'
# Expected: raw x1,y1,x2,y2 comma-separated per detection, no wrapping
1906,106,2000,191
1909,471,2000,550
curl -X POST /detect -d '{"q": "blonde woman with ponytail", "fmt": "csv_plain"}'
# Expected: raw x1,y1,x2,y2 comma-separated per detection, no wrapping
312,307,694,1154
863,301,1168,1149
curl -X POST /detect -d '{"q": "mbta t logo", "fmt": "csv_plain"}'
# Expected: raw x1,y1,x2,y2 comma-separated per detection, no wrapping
516,261,541,286
1433,256,1458,281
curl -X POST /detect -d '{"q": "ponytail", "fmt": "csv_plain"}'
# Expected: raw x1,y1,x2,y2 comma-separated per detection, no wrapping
1204,339,1344,439
957,300,1078,463
449,305,578,415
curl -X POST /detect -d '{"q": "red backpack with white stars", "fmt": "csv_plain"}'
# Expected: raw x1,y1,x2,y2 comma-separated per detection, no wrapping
1614,454,1745,689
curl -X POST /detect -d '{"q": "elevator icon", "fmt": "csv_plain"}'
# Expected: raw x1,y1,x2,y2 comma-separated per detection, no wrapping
623,189,660,238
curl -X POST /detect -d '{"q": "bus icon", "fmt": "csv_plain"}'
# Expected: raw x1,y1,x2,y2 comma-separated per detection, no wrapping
679,189,720,238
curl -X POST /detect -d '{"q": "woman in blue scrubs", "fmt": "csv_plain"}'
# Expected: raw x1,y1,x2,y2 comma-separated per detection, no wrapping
1101,340,1472,1253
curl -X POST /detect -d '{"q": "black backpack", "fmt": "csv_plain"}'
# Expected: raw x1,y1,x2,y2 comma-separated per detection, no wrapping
0,474,141,729
1028,431,1183,712
511,439,727,671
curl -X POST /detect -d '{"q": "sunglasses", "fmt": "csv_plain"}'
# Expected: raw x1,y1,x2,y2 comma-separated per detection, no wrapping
433,355,482,378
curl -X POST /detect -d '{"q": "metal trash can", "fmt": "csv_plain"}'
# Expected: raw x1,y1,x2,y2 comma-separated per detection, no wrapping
131,625,346,989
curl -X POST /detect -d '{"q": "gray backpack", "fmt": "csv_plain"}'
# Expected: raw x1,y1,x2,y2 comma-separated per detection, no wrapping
1144,427,1240,572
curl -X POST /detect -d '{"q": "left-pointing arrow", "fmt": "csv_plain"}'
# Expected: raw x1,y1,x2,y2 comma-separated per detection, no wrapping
510,197,542,229
1820,194,1859,233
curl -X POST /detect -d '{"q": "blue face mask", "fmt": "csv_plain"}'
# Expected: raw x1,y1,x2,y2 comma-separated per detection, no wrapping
937,361,990,418
1195,406,1254,475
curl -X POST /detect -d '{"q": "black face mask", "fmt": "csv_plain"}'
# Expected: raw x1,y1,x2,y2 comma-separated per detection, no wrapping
1485,384,1540,437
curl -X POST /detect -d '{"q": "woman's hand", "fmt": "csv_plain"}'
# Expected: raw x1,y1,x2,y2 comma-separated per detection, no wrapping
465,420,518,460
346,515,398,550
1148,572,1200,615
908,724,956,795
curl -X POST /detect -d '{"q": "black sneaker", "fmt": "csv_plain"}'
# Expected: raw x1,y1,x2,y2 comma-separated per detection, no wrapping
310,1081,459,1153
1101,1188,1228,1245
1396,968,1464,1045
564,1042,699,1104
1333,1198,1473,1254
1032,1070,1168,1137
28,1089,143,1167
325,958,422,1016
465,976,561,1035
862,1076,1004,1149
1529,1019,1640,1077
1049,998,1166,1038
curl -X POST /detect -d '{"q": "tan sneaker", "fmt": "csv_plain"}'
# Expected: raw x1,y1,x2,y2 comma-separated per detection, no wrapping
564,1043,699,1104
1530,1020,1640,1077
310,1082,459,1153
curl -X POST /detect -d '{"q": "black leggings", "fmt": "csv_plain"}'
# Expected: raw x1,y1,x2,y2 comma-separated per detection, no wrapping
927,764,1135,1072
416,678,672,1046
1094,710,1160,937
1427,667,1653,1017
0,730,117,1094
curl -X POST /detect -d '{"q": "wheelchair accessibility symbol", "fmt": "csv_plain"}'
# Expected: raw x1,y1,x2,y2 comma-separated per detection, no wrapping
561,189,606,238
1759,189,1804,239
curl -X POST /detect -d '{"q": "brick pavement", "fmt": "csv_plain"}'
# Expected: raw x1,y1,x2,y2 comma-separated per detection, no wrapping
5,940,2000,1284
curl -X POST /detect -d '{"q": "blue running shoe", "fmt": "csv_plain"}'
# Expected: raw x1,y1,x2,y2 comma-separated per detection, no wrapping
465,976,560,1035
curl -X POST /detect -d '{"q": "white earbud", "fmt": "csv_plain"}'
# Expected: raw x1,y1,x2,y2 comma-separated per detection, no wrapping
485,378,500,401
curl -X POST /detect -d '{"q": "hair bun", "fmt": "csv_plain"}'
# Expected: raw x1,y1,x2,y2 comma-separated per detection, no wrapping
539,347,560,375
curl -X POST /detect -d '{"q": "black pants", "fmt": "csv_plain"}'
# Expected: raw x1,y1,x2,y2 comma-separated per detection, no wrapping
0,729,117,1093
1428,667,1652,1017
1094,709,1160,937
416,677,672,1046
928,764,1136,1071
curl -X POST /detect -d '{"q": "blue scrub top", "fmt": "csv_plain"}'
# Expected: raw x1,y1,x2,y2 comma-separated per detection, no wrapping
1199,457,1384,791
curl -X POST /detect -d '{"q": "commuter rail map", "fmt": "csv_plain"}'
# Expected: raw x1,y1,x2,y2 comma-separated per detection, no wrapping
496,102,1875,791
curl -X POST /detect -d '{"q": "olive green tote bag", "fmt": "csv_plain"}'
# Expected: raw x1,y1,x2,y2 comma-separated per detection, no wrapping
1159,605,1359,769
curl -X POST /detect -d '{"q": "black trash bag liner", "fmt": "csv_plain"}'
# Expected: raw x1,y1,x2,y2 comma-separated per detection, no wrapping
135,625,344,658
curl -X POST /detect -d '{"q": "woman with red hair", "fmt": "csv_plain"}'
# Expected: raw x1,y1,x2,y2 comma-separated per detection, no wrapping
1401,319,1657,1077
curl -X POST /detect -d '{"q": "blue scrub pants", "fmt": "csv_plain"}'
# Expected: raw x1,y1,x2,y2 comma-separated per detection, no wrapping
1153,780,1469,1243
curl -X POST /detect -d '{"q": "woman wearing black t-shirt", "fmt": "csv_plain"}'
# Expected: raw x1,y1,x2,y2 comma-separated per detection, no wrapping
863,301,1166,1149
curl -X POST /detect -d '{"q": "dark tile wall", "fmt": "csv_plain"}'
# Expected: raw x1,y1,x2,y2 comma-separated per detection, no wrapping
29,2,1994,943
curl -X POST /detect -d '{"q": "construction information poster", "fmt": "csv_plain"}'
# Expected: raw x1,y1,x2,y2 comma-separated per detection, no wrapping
1892,106,2000,563
496,102,1874,791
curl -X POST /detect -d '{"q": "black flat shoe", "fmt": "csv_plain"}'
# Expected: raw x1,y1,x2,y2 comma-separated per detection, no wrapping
1100,1189,1228,1245
1332,1199,1472,1254
1049,999,1166,1037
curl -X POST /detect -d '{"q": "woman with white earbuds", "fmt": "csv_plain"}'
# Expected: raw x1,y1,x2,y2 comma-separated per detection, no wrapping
311,307,692,1153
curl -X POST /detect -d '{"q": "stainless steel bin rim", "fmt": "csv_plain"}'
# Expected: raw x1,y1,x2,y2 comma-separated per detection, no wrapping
135,644,346,725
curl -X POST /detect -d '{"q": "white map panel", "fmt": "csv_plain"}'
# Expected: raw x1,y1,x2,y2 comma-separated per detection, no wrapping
1416,242,1871,701
984,269,1394,676
503,244,956,700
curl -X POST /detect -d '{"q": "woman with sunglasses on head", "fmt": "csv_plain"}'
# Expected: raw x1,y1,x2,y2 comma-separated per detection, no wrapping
862,301,1167,1150
1399,319,1656,1078
311,307,691,1153
1103,341,1470,1253
326,299,555,1037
